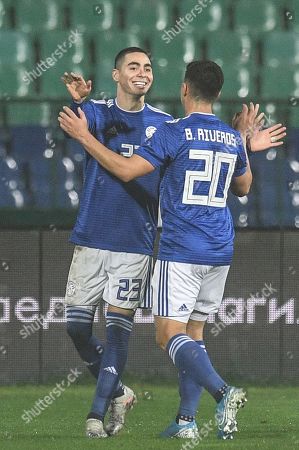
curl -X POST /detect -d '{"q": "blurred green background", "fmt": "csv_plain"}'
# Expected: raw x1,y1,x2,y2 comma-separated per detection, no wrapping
0,0,298,228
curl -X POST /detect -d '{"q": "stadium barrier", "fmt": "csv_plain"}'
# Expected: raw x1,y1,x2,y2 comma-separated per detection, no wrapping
0,229,298,384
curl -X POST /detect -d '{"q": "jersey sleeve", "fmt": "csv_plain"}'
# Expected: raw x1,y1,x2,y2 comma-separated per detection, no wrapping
233,132,248,177
135,122,178,169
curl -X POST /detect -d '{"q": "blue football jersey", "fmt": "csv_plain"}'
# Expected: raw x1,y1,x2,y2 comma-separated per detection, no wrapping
135,112,247,265
69,98,172,254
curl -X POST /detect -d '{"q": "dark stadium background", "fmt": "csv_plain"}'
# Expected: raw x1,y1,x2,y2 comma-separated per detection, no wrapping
0,0,298,384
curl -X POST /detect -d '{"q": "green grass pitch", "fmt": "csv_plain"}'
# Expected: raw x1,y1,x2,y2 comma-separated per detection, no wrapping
1,382,298,450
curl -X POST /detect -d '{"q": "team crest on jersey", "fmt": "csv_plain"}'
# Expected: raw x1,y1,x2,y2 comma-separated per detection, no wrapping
66,281,76,297
145,126,157,139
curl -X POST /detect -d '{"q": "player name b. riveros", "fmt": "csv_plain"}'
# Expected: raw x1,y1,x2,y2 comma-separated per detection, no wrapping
185,128,237,147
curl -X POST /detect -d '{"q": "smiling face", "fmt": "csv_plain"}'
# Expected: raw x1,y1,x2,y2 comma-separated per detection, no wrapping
112,52,153,98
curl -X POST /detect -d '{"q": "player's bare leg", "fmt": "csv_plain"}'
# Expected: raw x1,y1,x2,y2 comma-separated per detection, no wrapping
186,318,204,340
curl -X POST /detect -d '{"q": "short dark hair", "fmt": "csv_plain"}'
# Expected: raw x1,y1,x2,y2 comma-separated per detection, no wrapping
114,47,151,69
184,60,224,102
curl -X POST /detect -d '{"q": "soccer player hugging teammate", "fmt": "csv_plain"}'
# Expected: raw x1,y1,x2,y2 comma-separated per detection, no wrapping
59,58,286,439
61,48,173,438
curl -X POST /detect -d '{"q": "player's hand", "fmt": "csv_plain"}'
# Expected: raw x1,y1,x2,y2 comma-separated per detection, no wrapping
61,72,92,102
58,106,89,142
232,102,263,138
249,123,287,152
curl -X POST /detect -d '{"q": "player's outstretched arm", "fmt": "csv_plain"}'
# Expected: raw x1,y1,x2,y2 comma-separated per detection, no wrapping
58,106,154,181
230,104,253,196
61,72,92,102
232,102,262,143
232,102,286,152
230,166,252,197
249,123,286,152
230,141,253,197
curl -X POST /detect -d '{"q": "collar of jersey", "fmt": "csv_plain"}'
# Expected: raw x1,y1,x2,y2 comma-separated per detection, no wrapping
114,98,145,113
186,112,215,118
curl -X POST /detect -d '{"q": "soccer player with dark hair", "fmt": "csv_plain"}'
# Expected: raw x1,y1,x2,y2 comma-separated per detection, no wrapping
62,47,173,438
59,59,286,440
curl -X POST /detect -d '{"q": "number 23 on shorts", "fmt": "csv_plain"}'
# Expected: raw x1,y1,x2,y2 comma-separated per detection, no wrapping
117,278,142,302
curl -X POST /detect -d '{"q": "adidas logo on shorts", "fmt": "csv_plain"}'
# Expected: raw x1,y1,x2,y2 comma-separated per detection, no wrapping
178,304,188,312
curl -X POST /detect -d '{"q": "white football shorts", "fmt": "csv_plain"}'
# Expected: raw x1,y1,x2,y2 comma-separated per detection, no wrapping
65,245,152,310
152,260,230,323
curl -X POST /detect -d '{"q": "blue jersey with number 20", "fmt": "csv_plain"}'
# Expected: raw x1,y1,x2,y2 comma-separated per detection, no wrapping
135,112,247,266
